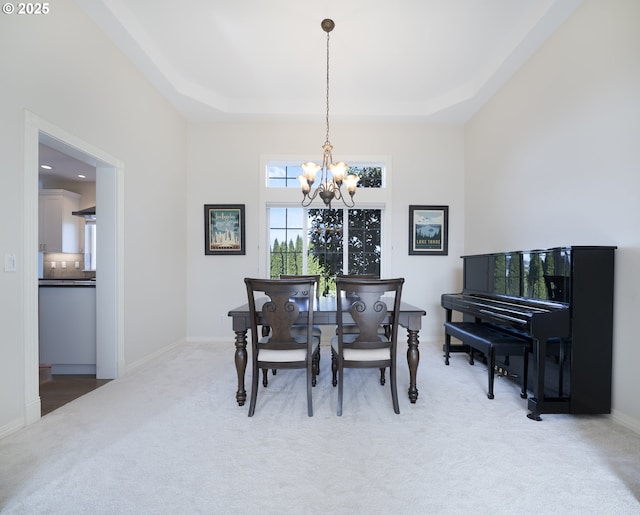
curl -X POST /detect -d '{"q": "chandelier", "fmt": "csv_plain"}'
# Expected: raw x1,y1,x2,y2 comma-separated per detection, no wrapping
298,19,359,208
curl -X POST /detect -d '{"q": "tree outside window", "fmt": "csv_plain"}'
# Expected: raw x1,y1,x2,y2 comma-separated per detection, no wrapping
269,166,382,296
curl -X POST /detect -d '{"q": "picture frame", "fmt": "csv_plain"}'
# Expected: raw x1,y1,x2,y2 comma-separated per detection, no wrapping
408,205,448,256
204,204,245,255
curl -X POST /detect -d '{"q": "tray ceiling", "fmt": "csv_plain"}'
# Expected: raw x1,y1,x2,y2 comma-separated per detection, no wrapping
77,0,582,123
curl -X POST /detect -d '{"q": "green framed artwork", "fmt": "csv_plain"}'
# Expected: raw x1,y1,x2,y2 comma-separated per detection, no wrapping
408,205,448,256
204,204,245,255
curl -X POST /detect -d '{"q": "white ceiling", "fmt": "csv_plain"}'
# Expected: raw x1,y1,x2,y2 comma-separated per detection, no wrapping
39,142,97,183
77,0,583,124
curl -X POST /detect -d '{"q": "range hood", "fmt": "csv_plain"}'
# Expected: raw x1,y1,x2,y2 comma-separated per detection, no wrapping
72,206,96,220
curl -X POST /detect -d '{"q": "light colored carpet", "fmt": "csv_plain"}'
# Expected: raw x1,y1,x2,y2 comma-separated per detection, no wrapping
1,338,639,514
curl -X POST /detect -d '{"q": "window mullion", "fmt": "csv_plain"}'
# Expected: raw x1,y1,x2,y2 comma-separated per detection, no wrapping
302,209,309,273
342,208,349,274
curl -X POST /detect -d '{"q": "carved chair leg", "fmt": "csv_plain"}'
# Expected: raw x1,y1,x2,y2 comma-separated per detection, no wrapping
262,368,269,387
331,350,338,387
379,367,386,385
248,365,260,417
390,363,400,414
337,365,344,416
312,349,319,387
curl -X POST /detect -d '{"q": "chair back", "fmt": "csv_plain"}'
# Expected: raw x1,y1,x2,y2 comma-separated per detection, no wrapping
245,278,316,352
336,274,378,298
336,274,378,279
335,277,404,352
280,274,321,302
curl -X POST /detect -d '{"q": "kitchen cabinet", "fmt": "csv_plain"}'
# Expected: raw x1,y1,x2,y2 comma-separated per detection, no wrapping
38,189,82,252
39,284,96,374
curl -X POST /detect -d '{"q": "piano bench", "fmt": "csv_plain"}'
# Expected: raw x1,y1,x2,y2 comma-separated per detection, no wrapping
444,322,531,400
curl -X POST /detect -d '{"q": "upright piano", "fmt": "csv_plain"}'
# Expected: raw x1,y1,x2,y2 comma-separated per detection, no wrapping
441,246,616,420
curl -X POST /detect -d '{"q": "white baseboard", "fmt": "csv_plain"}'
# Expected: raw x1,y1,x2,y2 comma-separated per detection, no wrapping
51,364,97,375
186,336,236,344
611,409,640,436
0,417,26,440
24,396,42,426
185,336,443,346
124,337,186,374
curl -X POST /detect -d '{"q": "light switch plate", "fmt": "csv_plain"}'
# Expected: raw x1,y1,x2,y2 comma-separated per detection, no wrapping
4,253,17,272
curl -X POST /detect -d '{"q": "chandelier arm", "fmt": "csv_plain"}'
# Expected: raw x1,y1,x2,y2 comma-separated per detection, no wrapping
333,184,357,207
343,196,356,208
301,185,322,207
308,187,320,201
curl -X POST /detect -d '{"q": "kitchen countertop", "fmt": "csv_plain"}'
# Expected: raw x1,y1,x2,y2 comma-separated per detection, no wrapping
39,279,96,287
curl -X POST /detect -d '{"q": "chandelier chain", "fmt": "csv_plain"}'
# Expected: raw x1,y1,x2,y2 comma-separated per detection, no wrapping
325,29,331,145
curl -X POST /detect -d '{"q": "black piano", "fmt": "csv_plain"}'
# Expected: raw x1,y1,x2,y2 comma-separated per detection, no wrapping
441,246,616,420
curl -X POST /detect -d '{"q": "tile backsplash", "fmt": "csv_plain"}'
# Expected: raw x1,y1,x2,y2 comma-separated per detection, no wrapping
41,253,96,279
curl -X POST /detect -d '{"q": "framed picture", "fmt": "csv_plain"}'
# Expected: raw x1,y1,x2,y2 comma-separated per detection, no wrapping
408,205,448,255
204,204,245,255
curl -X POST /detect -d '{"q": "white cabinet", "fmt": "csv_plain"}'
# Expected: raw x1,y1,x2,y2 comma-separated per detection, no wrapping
38,189,82,252
39,285,96,374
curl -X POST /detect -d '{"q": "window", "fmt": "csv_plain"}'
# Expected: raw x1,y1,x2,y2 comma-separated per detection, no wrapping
266,163,384,190
264,162,387,296
84,220,96,271
269,207,305,275
267,164,304,188
268,207,381,296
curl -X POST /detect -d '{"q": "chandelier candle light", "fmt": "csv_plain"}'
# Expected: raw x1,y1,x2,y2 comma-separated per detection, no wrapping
299,19,359,208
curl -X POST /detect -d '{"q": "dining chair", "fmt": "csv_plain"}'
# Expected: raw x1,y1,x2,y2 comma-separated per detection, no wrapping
335,274,389,338
271,275,323,383
244,277,320,417
331,276,405,415
279,274,322,337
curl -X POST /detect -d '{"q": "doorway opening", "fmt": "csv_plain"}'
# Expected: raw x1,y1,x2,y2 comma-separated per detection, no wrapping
23,111,124,425
38,138,102,413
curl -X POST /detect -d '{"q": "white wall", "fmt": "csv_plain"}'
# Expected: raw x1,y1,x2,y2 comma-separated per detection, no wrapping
0,0,187,434
465,0,640,431
4,0,633,437
186,121,465,343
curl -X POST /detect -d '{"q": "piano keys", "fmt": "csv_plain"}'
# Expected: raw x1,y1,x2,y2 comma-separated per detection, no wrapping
441,246,616,420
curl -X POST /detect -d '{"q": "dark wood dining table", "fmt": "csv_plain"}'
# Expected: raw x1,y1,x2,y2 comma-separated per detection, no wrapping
228,297,427,407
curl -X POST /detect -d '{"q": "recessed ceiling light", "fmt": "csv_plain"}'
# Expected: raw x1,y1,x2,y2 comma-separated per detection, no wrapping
40,164,53,170
77,174,86,179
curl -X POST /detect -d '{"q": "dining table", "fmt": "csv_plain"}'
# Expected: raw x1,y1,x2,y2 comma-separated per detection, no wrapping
228,296,427,407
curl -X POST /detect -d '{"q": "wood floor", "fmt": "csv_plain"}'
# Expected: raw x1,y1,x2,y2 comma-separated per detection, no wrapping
40,374,111,416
